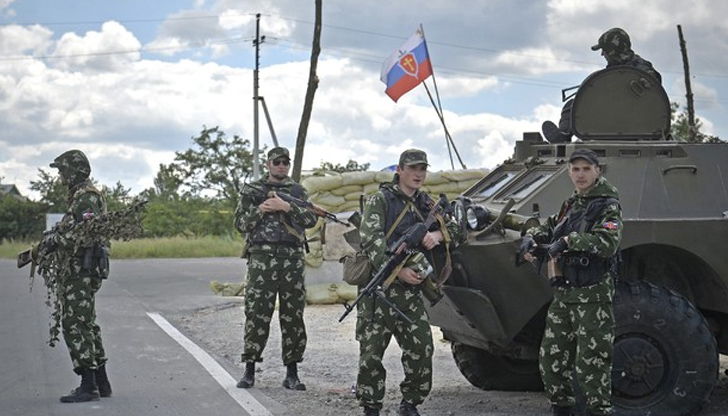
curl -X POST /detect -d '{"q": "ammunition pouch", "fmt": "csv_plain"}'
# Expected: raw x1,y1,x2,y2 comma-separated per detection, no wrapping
559,254,606,288
341,250,373,286
79,243,110,279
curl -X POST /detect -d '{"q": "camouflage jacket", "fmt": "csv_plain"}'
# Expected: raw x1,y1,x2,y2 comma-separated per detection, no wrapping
234,176,318,257
528,176,622,259
57,179,107,254
360,183,463,278
610,52,662,84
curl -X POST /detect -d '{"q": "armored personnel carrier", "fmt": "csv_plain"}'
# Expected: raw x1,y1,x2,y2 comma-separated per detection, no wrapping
428,66,727,416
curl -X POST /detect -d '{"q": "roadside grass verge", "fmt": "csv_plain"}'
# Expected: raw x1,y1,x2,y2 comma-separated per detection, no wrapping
0,235,244,260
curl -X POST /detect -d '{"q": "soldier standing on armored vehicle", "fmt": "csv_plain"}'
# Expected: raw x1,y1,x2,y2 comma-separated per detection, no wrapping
520,148,623,416
46,150,112,403
355,149,462,416
542,27,662,143
234,146,318,391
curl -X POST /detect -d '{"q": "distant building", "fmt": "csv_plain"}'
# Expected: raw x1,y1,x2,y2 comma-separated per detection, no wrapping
0,183,26,201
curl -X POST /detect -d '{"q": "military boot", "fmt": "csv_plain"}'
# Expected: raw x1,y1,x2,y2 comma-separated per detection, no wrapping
552,405,574,416
60,369,100,403
363,405,380,416
236,362,255,388
398,400,421,416
282,362,306,391
96,364,112,398
542,120,572,144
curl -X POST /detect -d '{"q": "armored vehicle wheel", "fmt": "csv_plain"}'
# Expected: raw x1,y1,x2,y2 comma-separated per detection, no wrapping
612,280,717,416
450,342,543,391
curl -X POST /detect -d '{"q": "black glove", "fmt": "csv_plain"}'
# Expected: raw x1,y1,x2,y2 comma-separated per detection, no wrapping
547,237,568,258
518,235,536,259
41,233,58,254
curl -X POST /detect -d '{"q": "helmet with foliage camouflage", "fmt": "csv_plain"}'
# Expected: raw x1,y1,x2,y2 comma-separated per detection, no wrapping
591,27,633,64
50,149,91,186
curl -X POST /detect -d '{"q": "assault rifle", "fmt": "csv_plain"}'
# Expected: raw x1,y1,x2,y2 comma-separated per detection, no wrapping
245,183,350,226
338,195,450,324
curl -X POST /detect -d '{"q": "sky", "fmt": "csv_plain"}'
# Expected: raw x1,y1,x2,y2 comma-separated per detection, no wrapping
1,0,727,199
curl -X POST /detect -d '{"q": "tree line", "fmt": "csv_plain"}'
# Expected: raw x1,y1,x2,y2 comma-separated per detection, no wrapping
0,126,368,243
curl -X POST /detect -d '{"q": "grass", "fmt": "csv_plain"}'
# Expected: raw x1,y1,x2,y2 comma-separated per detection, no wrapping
0,235,245,260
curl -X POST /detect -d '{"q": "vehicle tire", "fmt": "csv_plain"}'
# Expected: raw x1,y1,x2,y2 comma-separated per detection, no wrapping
450,342,543,391
612,280,717,416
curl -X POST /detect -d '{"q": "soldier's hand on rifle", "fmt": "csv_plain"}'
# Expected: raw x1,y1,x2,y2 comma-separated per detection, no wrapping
398,267,424,285
519,235,537,262
259,192,291,214
421,230,443,250
548,236,569,259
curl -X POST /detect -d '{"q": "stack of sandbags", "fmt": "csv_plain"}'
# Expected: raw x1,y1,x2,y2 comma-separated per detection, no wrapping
301,169,489,214
301,168,490,265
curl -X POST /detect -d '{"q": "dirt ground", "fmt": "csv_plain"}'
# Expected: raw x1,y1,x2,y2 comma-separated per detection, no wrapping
174,302,728,416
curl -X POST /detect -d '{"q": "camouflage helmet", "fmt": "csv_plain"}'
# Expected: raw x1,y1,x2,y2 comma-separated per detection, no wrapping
50,149,91,185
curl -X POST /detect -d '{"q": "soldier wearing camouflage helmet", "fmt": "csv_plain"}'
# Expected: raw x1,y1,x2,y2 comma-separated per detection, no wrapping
233,146,318,391
356,149,463,416
520,148,623,416
542,27,662,143
48,149,112,403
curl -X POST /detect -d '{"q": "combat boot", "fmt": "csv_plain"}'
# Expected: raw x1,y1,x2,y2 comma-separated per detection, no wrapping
96,364,112,398
60,369,100,403
236,362,255,388
542,120,572,144
552,405,574,416
398,400,421,416
282,362,306,390
362,405,380,416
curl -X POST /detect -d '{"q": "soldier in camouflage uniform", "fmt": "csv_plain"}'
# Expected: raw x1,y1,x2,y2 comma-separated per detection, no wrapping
356,149,462,416
49,150,112,403
234,146,318,390
520,148,623,416
542,27,661,143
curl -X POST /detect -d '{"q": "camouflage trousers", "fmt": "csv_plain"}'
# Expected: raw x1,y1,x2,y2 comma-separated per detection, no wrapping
241,252,307,365
355,284,433,409
539,294,615,416
60,274,107,374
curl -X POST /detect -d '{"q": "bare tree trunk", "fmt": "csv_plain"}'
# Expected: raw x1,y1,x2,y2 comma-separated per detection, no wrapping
292,0,322,182
677,24,696,142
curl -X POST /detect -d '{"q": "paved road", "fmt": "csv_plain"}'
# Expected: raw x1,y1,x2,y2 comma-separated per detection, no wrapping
0,257,276,416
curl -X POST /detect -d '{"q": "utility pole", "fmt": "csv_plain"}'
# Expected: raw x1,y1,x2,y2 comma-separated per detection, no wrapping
252,13,265,180
677,24,696,142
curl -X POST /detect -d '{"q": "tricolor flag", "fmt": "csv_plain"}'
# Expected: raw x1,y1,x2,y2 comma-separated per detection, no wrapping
380,25,433,102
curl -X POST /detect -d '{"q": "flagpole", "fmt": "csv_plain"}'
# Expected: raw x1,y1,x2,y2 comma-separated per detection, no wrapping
419,25,467,170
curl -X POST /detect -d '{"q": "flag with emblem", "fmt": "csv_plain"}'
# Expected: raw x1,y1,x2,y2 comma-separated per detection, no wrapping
380,25,433,102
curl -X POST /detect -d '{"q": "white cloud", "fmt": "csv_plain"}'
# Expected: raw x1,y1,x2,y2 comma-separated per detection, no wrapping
52,21,141,72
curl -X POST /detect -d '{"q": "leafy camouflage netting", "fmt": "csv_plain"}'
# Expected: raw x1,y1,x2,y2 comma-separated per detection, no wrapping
31,198,148,346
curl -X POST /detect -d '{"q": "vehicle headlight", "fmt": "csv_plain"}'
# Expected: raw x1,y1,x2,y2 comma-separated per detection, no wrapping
466,205,490,231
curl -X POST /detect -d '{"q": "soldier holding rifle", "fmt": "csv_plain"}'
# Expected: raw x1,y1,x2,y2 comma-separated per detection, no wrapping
356,149,462,416
233,146,318,391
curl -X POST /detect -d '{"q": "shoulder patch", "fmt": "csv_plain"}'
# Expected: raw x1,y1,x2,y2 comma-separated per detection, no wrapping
603,220,620,230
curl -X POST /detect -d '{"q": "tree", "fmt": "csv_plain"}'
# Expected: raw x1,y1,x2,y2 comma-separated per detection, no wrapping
171,126,257,207
0,195,46,242
316,160,371,173
101,181,133,212
670,102,724,143
29,168,67,212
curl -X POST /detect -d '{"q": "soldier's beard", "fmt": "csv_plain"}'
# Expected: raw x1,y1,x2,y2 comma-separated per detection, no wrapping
271,173,287,180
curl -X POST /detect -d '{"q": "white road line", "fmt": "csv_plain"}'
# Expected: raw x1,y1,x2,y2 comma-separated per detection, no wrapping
147,312,273,416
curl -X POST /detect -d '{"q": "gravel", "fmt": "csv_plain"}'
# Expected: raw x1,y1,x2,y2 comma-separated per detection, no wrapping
173,301,728,416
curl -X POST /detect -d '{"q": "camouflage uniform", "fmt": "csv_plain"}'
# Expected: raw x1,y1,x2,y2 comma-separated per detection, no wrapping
356,176,462,411
234,175,318,366
527,175,622,416
51,150,109,374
